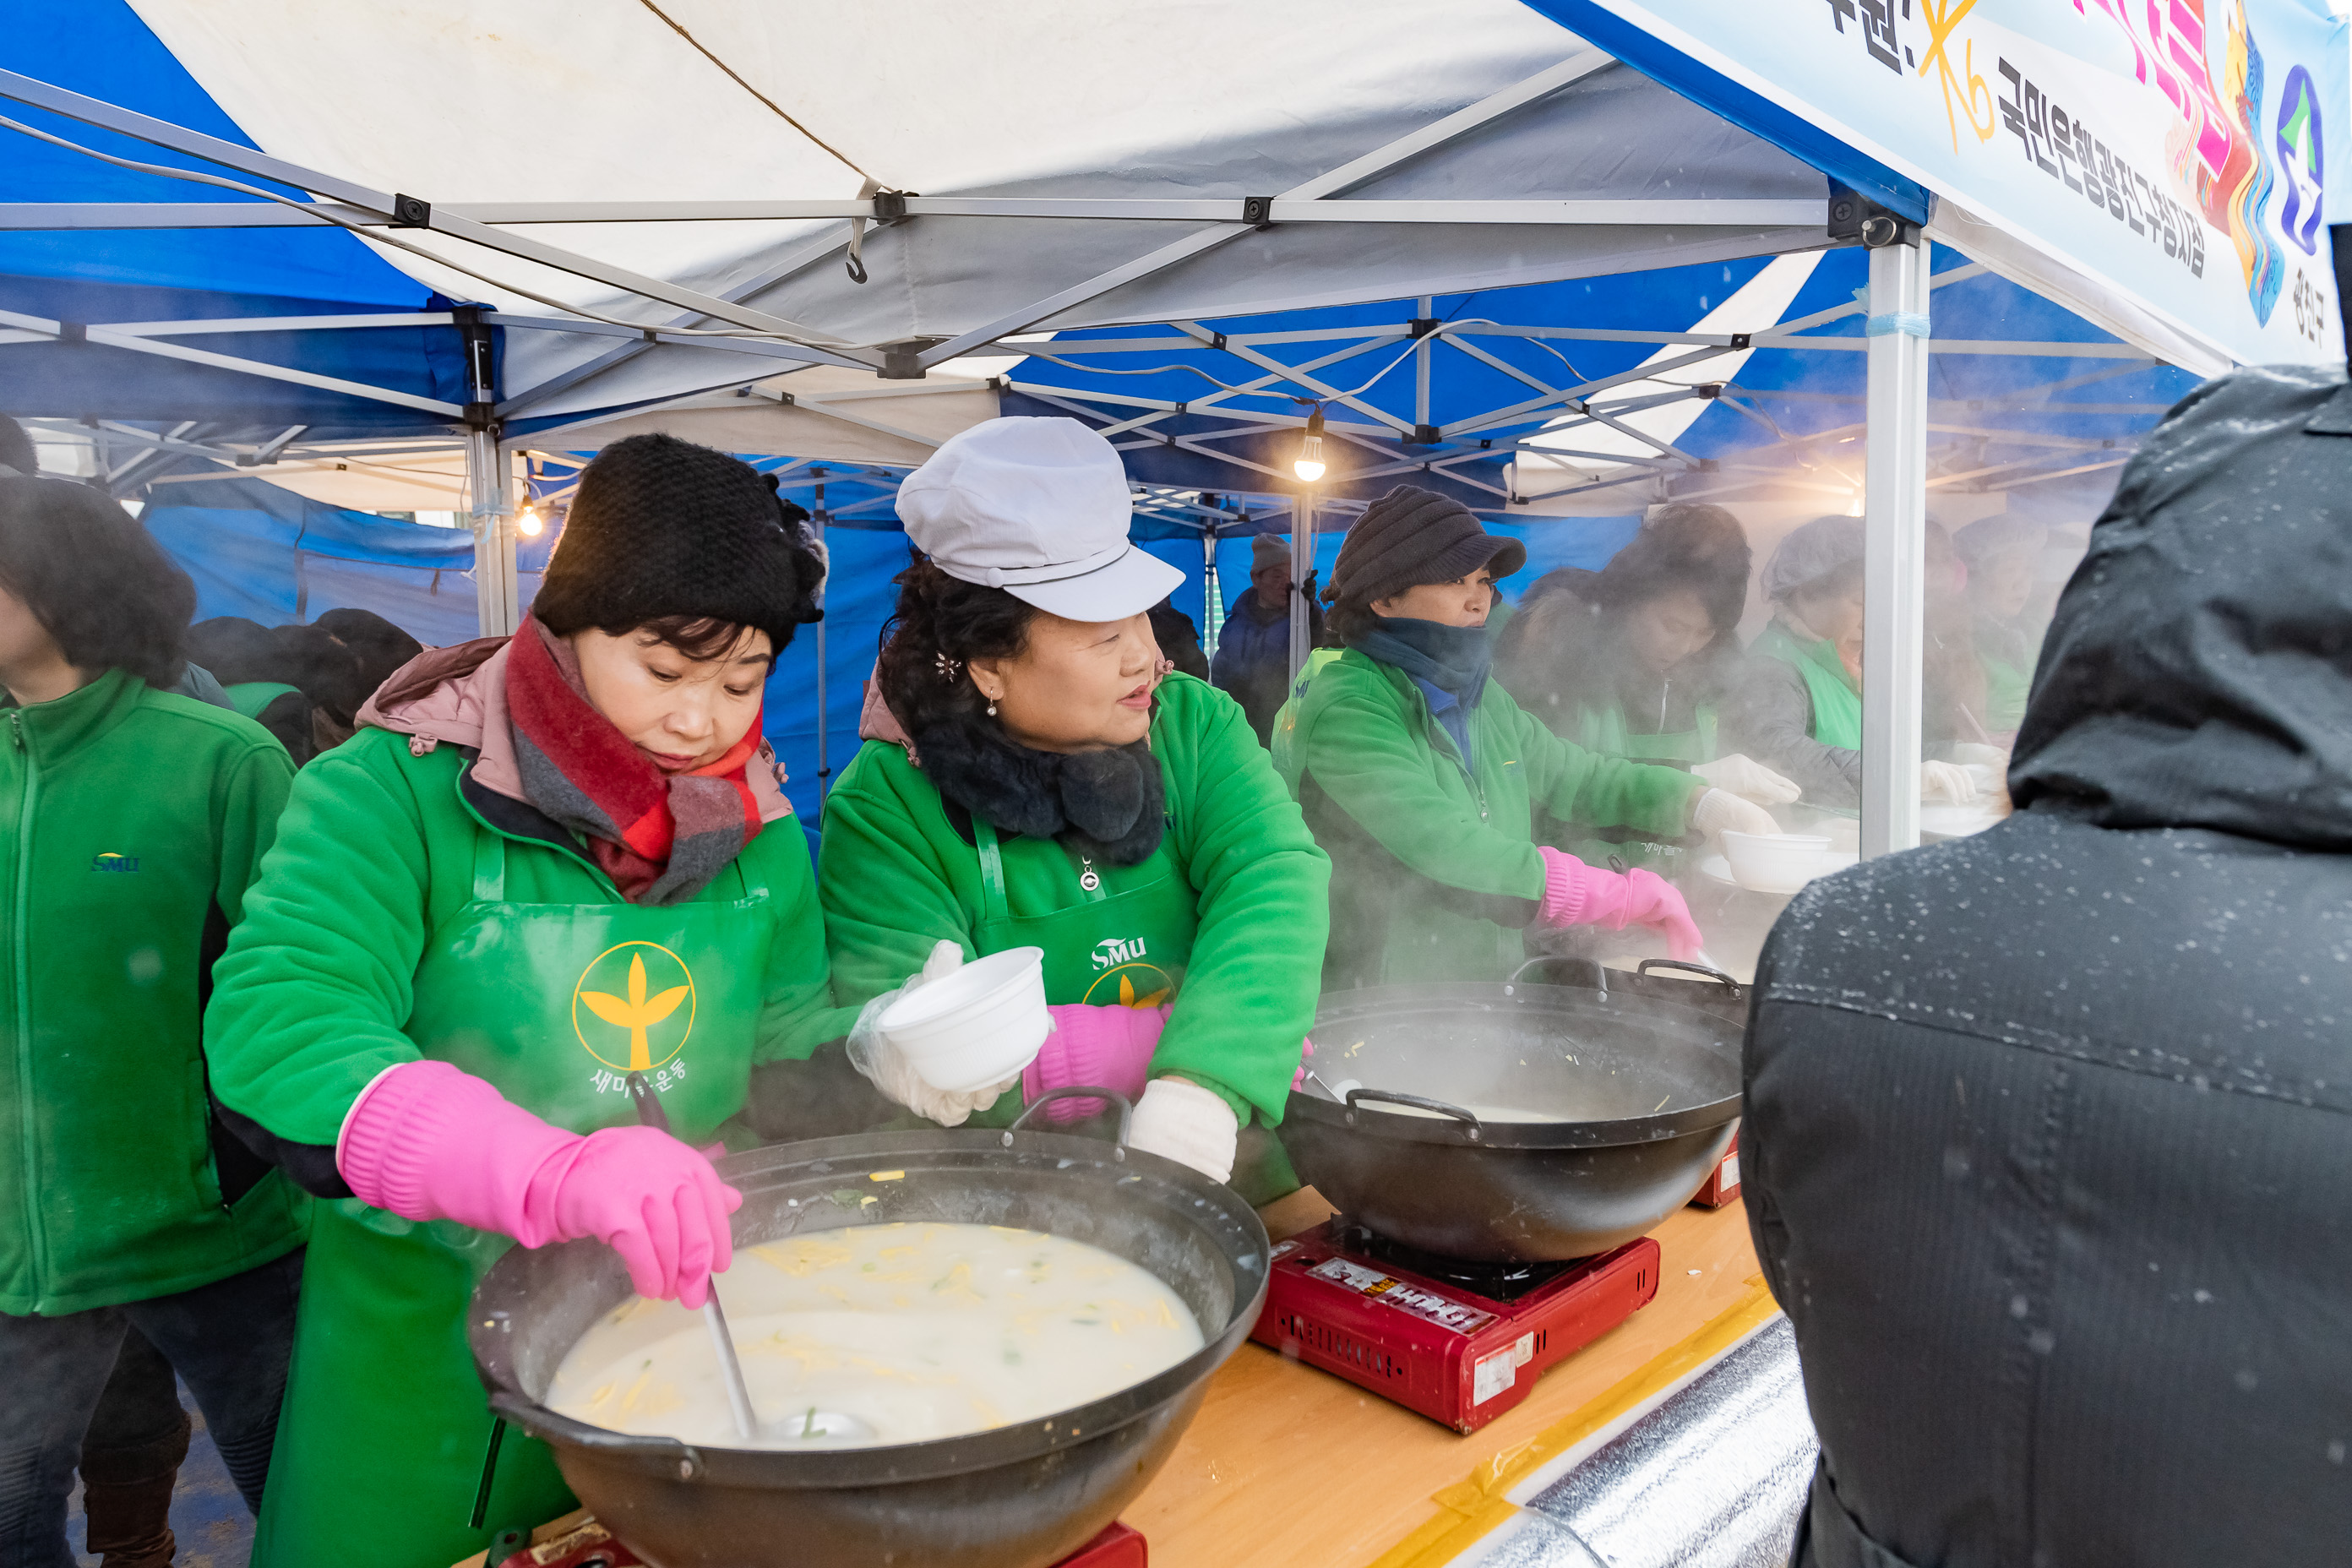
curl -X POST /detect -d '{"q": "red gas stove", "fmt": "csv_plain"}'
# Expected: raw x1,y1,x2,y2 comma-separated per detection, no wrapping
1250,1221,1660,1433
490,1515,1146,1568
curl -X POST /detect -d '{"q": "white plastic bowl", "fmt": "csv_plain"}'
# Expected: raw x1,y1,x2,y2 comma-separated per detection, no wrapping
1719,830,1832,896
877,945,1051,1093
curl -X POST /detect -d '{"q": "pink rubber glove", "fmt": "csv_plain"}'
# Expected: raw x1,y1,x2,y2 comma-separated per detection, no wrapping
1537,847,1705,961
337,1059,741,1307
1022,1003,1168,1124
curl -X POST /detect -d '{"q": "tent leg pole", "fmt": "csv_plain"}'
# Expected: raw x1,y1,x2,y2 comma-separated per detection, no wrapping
1200,531,1220,662
1288,493,1315,682
1860,237,1929,860
813,481,830,814
468,427,518,638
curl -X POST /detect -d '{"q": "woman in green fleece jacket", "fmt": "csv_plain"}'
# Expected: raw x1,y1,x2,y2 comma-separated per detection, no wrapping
201,436,847,1568
818,417,1329,1199
1282,487,1778,991
0,471,303,1568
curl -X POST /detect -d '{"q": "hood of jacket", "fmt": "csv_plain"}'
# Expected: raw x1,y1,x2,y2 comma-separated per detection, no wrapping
358,636,792,825
2008,366,2352,851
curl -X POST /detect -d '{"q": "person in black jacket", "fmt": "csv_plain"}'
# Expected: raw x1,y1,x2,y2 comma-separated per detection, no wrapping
1743,363,2352,1568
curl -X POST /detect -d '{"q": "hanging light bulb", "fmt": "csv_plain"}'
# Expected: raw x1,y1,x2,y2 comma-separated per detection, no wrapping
516,504,544,536
1293,407,1326,483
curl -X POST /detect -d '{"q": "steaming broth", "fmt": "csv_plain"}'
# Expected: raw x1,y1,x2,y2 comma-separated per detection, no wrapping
547,1222,1202,1449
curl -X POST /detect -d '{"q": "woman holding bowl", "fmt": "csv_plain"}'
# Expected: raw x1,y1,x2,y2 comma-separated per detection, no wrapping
818,418,1329,1200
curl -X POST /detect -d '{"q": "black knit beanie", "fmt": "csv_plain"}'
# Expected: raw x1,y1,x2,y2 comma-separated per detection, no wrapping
1326,485,1527,609
531,433,825,653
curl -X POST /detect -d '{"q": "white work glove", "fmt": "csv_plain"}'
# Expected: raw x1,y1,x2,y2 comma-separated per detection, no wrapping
1125,1077,1239,1184
1919,760,1979,804
1690,753,1801,806
1690,787,1780,843
845,940,1017,1127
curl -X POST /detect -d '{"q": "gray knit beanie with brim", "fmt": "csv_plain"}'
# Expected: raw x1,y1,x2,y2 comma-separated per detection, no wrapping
1250,532,1292,572
1326,485,1527,607
1761,514,1865,602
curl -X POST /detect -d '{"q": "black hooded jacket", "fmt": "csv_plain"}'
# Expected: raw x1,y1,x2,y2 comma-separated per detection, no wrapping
1743,366,2352,1568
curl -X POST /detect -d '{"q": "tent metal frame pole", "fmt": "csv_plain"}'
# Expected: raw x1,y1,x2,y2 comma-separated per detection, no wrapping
912,51,1620,372
0,68,843,346
812,467,830,812
1860,237,1930,861
468,426,519,636
1288,493,1315,682
497,230,874,416
0,196,1828,229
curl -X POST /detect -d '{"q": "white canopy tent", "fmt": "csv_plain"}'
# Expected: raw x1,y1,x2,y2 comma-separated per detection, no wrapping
3,0,2340,856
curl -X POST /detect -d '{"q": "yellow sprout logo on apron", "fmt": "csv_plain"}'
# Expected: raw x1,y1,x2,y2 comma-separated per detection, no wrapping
1081,934,1173,1009
572,941,698,1072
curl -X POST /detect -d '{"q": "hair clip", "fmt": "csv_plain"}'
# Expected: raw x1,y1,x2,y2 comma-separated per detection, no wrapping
934,651,962,682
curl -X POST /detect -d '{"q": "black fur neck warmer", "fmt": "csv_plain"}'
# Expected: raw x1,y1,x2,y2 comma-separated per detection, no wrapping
911,718,1166,865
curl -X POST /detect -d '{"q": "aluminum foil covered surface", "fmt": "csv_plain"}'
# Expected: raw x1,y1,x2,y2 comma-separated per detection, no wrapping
1514,1315,1816,1568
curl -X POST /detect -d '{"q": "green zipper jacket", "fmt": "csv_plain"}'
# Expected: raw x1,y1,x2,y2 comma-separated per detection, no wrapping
1,668,304,1315
818,674,1330,1126
203,727,853,1150
1280,650,1700,989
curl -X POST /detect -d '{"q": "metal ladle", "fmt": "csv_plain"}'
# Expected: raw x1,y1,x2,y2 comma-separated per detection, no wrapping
625,1072,762,1441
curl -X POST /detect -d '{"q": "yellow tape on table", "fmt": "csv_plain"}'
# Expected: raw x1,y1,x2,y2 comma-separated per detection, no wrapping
1364,1276,1783,1568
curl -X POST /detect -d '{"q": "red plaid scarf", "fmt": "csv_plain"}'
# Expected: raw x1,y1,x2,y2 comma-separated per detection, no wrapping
504,617,763,904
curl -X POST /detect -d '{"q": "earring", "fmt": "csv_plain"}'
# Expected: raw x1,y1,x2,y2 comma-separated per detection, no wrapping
987,700,999,716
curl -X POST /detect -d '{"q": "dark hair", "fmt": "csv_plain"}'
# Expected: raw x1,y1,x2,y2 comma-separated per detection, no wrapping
312,607,424,694
1594,503,1753,636
873,554,1039,737
0,477,192,688
0,416,34,476
270,623,371,724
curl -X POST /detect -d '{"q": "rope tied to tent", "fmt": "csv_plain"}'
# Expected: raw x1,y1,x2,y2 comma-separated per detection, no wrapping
634,0,877,182
1865,312,1931,340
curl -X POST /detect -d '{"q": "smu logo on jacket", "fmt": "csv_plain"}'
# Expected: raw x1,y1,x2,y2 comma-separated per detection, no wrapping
1085,935,1173,1009
572,941,697,1094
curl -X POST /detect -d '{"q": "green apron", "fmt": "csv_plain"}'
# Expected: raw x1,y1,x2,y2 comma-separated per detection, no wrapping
1755,621,1863,750
1544,699,1716,875
969,816,1298,1203
253,829,776,1568
1571,698,1718,768
1980,656,2029,733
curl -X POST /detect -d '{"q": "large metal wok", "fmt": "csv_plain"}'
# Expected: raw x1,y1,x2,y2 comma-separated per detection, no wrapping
1285,959,1745,1262
470,1099,1267,1568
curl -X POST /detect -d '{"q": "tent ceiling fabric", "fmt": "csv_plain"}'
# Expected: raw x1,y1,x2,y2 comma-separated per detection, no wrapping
120,0,1835,424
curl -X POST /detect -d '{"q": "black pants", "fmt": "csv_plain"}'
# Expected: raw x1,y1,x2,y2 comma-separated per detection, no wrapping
0,1250,302,1568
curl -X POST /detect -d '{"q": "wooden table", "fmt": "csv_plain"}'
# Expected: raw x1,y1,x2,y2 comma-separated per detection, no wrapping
1120,1190,1767,1568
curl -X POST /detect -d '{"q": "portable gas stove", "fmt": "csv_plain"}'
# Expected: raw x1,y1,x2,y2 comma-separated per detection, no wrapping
1250,1220,1660,1433
487,1516,1146,1568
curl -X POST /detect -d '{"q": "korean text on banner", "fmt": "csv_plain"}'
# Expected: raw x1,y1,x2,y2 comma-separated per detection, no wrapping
1536,0,2350,368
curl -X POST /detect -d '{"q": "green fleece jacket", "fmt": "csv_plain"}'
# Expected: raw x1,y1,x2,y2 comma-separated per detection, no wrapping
0,668,302,1315
1282,650,1701,988
203,727,852,1149
819,674,1329,1126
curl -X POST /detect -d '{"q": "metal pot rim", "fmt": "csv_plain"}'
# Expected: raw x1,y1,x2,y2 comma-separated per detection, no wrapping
471,1129,1270,1489
1291,980,1742,1148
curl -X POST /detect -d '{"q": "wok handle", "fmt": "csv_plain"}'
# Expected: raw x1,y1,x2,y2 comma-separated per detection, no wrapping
1004,1086,1136,1152
1344,1089,1485,1142
1506,955,1609,994
1635,958,1745,998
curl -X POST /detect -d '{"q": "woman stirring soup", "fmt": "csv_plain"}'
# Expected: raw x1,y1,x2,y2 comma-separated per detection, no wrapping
202,435,844,1568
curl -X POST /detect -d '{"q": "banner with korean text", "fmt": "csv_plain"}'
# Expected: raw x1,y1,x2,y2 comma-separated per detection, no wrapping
1527,0,2350,368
